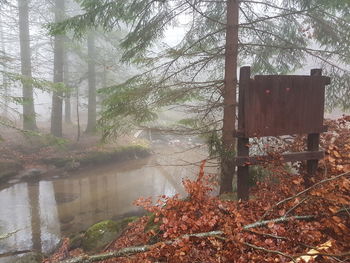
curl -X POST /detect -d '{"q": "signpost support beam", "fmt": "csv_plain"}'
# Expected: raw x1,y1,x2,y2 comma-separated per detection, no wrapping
237,66,250,200
305,69,322,186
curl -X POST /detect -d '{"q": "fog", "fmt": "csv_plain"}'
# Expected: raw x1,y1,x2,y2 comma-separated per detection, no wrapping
0,1,349,262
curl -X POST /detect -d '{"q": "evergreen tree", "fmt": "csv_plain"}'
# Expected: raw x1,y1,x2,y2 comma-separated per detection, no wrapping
85,32,97,133
63,44,71,124
18,0,37,130
52,0,350,192
50,0,65,137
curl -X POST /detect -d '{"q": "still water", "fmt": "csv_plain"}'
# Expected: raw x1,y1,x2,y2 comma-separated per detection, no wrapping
0,143,212,261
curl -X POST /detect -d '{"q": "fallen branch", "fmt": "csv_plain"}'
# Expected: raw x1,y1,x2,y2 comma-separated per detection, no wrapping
0,250,32,258
243,215,314,229
261,171,350,219
244,242,297,263
57,214,315,263
58,231,223,263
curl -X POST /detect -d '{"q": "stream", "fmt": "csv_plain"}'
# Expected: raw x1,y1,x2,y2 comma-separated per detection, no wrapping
0,139,214,262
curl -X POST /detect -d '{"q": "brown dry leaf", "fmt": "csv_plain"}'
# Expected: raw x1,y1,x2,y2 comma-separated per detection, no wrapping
328,206,339,214
289,240,333,263
333,150,341,158
327,156,336,163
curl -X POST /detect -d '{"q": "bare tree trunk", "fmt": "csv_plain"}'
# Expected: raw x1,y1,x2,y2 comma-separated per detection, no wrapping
64,48,71,123
18,0,37,130
50,0,65,137
220,0,239,193
28,181,42,253
0,14,8,117
76,86,80,141
85,33,97,133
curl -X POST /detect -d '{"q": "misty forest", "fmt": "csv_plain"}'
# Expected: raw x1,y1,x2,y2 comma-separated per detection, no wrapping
0,0,350,262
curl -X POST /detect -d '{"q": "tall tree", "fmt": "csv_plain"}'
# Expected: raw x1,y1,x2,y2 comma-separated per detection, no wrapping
64,47,71,123
221,0,239,193
53,0,350,192
18,0,37,130
85,32,97,133
0,13,8,117
50,0,65,137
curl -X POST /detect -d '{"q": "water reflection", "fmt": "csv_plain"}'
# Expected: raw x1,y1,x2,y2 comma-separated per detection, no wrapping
0,146,206,257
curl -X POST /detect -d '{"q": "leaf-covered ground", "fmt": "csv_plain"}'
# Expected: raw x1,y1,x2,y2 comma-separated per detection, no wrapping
46,117,350,263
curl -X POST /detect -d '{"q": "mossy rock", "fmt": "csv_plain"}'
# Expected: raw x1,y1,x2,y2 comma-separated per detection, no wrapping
14,252,43,263
0,160,22,182
69,232,85,250
118,216,139,228
144,213,163,244
82,217,139,253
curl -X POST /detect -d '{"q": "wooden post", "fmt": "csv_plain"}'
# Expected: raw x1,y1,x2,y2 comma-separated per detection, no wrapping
305,69,322,187
237,67,250,200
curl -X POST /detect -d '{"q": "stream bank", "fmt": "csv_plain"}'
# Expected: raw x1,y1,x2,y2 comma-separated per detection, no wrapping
0,123,151,186
0,133,211,263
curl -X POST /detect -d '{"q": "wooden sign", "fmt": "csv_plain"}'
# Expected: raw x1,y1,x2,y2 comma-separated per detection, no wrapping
244,75,329,137
235,67,331,200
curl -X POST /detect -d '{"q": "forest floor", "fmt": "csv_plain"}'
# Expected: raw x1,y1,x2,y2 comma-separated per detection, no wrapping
44,117,350,263
0,122,150,185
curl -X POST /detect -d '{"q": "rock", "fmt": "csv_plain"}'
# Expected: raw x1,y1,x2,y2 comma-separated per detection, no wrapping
14,252,43,263
82,220,120,252
82,217,139,253
68,232,85,250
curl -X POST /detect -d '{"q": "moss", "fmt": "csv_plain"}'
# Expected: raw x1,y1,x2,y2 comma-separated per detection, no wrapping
82,217,139,253
82,220,120,252
69,232,85,250
0,160,22,182
144,213,162,244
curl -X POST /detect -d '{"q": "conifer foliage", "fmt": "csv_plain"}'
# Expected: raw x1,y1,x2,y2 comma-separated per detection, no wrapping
51,0,350,191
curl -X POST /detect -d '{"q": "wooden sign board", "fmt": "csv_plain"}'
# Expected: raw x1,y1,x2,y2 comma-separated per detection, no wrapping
235,67,331,201
243,75,330,137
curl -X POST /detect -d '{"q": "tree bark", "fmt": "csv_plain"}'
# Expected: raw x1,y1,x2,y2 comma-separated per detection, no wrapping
64,47,71,123
18,0,37,130
50,0,65,137
85,32,97,133
0,14,8,117
220,0,239,193
28,182,42,253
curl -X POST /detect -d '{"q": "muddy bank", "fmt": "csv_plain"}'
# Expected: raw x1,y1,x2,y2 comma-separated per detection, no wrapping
0,143,151,186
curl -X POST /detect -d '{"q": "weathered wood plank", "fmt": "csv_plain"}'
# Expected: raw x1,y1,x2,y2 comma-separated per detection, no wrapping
244,75,329,137
237,67,250,201
235,150,324,166
304,69,323,187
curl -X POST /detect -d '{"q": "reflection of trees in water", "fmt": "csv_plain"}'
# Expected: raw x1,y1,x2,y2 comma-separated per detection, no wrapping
28,182,42,252
0,146,207,256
